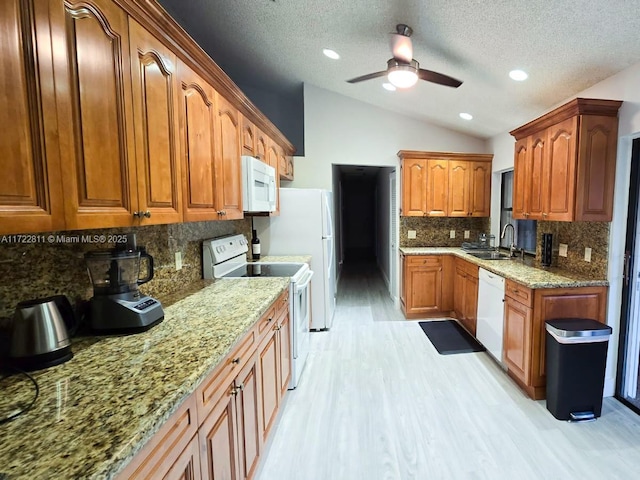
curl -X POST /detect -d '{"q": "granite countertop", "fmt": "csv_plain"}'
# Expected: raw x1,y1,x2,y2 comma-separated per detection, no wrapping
399,247,608,288
0,277,290,480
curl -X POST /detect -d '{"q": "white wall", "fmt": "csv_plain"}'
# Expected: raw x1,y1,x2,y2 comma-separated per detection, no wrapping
291,84,489,191
487,60,640,397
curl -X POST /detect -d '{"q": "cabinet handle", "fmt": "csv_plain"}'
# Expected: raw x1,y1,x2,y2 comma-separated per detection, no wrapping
143,210,151,218
267,317,273,323
542,212,548,217
132,211,141,218
236,383,244,391
231,357,241,365
217,210,227,216
230,387,238,396
513,289,519,294
274,325,282,331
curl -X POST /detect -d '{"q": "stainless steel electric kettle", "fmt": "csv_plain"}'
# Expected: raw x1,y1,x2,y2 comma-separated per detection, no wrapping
6,295,76,370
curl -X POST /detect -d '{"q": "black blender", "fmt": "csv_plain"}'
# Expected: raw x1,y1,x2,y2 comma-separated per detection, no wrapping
84,246,164,333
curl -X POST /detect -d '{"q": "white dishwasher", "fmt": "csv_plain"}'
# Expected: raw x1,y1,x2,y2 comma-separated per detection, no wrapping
476,268,506,365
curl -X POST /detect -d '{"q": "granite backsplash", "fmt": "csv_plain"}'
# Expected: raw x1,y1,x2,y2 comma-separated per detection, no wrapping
400,217,491,247
0,219,252,320
536,221,609,279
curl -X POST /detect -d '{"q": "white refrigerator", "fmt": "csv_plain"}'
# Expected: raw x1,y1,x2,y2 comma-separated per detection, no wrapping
255,188,336,330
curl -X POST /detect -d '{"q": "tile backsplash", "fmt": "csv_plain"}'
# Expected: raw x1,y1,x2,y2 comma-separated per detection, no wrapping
0,220,251,320
537,221,609,279
400,217,490,247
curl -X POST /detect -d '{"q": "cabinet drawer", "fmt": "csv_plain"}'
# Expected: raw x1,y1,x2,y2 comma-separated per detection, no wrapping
257,305,277,337
195,328,256,423
275,289,289,317
505,279,533,307
117,396,198,479
455,257,478,278
406,256,442,266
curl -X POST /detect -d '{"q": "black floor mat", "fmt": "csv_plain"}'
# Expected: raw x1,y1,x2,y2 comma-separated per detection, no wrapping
419,320,486,355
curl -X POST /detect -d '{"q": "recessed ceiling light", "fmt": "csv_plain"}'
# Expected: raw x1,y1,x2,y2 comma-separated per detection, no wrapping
323,49,340,60
459,112,473,120
382,83,396,91
509,69,528,81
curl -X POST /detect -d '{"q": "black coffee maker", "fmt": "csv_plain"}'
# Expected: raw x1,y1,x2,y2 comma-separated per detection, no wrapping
84,246,164,333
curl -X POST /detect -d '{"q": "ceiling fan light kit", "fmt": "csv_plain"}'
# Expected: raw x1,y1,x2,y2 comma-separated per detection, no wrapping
346,24,463,89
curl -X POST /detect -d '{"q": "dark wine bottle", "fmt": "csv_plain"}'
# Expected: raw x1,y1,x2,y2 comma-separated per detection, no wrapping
251,229,261,260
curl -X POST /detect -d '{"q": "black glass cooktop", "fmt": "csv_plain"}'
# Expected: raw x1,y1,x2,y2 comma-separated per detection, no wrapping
223,263,303,278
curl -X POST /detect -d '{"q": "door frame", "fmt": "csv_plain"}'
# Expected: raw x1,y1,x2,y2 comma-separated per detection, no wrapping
389,170,398,302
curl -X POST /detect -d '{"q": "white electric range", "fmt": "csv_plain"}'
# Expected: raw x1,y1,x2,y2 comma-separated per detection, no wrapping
202,234,313,389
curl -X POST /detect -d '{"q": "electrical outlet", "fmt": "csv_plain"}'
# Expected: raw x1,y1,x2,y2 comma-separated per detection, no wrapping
175,251,183,270
464,230,470,239
408,230,417,239
450,230,456,239
559,243,568,258
584,247,592,262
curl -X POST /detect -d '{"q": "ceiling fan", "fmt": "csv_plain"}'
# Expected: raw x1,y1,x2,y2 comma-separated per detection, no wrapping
347,24,463,89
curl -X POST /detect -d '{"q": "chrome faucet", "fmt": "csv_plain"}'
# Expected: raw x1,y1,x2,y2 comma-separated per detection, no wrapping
500,223,517,257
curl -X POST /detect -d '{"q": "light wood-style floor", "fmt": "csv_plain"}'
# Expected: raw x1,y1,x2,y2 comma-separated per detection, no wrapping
257,262,640,480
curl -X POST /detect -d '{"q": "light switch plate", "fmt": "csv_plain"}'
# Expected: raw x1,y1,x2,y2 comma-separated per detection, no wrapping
464,230,470,239
584,247,592,262
175,251,183,270
450,230,456,239
559,243,568,258
408,230,417,239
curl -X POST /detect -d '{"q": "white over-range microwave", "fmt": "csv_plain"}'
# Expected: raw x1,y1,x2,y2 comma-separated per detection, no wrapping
242,155,277,213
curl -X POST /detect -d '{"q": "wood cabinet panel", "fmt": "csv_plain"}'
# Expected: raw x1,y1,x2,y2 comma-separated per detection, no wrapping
528,134,546,219
177,61,218,222
504,296,532,384
545,117,577,221
240,114,256,157
505,279,533,308
401,256,447,317
0,0,66,234
164,435,202,480
278,310,292,397
129,19,182,225
235,357,260,480
55,0,138,229
469,161,491,217
425,159,448,216
258,330,279,444
216,94,243,220
512,139,528,219
447,161,470,217
401,159,427,216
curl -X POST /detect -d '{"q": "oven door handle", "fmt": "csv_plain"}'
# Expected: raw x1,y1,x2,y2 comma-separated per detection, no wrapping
295,270,314,293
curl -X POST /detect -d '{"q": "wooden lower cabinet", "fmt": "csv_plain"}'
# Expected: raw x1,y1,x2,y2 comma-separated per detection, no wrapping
120,290,290,480
503,280,608,399
453,258,479,335
400,255,453,318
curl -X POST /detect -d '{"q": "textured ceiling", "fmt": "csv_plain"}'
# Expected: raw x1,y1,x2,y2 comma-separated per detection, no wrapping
158,0,640,139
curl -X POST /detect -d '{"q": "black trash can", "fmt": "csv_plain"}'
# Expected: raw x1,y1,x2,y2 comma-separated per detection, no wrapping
545,318,612,421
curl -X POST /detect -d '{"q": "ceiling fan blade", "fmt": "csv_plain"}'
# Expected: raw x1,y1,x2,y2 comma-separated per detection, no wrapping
418,68,463,88
347,71,388,84
390,33,413,63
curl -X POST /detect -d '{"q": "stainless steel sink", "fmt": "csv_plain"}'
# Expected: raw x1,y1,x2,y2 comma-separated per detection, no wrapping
466,251,512,261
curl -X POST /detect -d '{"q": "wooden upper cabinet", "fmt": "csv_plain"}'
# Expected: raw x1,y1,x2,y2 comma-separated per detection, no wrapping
255,129,268,162
128,19,182,225
448,161,471,217
510,98,621,222
401,159,427,216
0,0,65,234
399,151,492,218
241,114,256,157
425,160,448,216
54,0,138,229
177,61,218,222
215,94,243,220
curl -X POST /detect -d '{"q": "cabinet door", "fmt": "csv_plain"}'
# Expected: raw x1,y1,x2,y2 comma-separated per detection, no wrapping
463,273,478,335
277,310,292,397
235,359,260,480
0,0,65,234
469,162,491,217
216,94,243,220
527,133,546,220
55,0,138,229
258,330,279,444
453,266,466,320
575,115,619,221
199,382,240,480
163,435,202,480
401,159,427,216
177,62,218,222
544,117,577,221
240,114,255,157
255,129,268,163
503,296,532,385
406,264,442,315
425,159,448,216
512,138,528,220
129,20,182,225
447,161,470,217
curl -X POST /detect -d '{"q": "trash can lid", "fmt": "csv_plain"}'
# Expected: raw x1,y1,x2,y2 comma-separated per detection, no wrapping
545,318,612,338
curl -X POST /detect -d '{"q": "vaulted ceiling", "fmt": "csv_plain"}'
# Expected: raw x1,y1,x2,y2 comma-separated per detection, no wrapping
158,0,640,139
